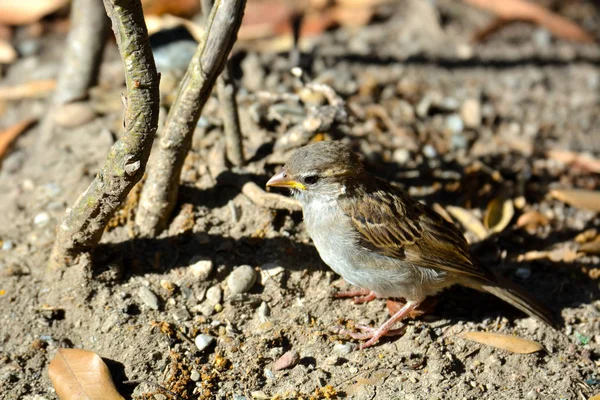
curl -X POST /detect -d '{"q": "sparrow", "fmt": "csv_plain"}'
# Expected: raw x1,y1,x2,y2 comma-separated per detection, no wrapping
267,140,554,349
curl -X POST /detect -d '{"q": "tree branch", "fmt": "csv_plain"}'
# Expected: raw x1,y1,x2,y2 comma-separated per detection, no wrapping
49,0,160,269
135,0,247,237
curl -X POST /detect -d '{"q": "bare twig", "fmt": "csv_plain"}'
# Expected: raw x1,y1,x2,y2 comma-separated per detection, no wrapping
217,64,245,167
53,0,110,105
135,0,247,237
217,172,300,211
49,0,160,269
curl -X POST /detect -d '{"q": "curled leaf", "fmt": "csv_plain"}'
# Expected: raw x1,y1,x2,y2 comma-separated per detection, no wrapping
484,197,514,233
458,331,544,354
516,210,549,232
446,206,489,240
550,189,600,212
48,348,124,400
579,237,600,255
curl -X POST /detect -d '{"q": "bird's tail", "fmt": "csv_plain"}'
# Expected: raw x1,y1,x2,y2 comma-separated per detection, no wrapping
463,275,556,328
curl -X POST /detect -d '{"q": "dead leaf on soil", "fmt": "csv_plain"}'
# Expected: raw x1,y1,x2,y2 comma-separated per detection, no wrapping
0,118,36,160
549,189,600,212
464,0,594,43
516,210,550,233
48,348,124,400
446,205,489,240
579,237,600,255
517,246,581,263
458,331,544,354
484,197,514,234
0,79,57,100
547,150,600,174
0,0,69,26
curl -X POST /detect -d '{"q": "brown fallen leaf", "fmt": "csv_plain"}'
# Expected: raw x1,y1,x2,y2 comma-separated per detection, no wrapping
48,348,124,400
0,79,57,100
516,210,550,233
517,247,581,263
446,205,489,241
484,197,514,234
549,189,600,212
0,0,69,25
464,0,594,43
579,237,600,255
0,118,36,160
458,331,544,354
547,149,600,174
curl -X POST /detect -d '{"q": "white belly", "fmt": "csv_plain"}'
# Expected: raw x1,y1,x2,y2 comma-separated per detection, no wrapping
302,196,449,301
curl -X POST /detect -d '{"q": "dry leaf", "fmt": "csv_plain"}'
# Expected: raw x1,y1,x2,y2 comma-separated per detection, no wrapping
48,348,124,400
549,189,600,212
517,247,581,263
516,210,549,232
484,197,514,233
547,149,600,174
0,118,36,159
589,394,600,400
142,0,200,17
446,205,489,240
0,79,57,100
0,0,69,25
579,237,600,255
464,0,594,43
458,331,544,354
575,229,597,244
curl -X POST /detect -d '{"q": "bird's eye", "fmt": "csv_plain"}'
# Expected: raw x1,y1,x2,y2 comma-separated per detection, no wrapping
304,175,319,185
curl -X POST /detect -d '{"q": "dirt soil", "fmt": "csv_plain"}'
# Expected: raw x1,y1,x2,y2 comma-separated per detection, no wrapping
1,1,599,399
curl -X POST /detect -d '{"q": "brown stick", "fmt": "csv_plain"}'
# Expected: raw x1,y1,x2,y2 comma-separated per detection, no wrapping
217,64,245,167
48,0,160,269
135,0,247,237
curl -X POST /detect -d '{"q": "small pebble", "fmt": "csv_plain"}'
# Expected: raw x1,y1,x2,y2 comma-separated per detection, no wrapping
227,265,257,295
257,301,270,322
153,395,167,400
268,347,283,359
190,370,200,381
392,148,411,164
53,102,97,128
460,98,482,128
422,144,437,159
189,258,213,281
2,240,14,250
100,313,119,333
194,334,215,352
273,350,300,371
445,114,464,134
263,368,275,380
138,286,159,310
33,212,50,227
232,395,247,400
333,343,356,355
323,355,341,366
259,263,285,285
515,267,531,280
205,285,222,305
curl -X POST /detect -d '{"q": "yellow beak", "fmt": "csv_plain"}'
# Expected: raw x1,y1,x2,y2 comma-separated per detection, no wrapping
266,170,306,190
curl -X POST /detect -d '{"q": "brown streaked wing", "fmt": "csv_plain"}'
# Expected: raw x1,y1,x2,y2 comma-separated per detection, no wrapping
341,179,491,281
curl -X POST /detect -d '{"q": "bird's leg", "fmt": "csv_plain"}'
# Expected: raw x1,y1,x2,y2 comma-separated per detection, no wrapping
335,288,378,304
386,297,438,318
357,300,419,349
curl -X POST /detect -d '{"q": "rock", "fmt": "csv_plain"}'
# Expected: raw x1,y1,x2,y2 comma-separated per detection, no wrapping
2,240,13,250
422,144,437,159
153,395,166,400
53,102,97,128
460,98,481,128
33,212,50,227
257,301,270,322
138,286,159,310
259,263,285,285
445,114,464,134
333,342,356,354
194,334,215,352
273,350,300,371
227,265,257,295
190,370,200,381
392,148,411,164
189,258,213,280
205,285,222,305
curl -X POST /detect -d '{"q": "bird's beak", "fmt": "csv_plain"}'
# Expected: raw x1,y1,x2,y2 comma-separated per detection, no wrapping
266,170,306,190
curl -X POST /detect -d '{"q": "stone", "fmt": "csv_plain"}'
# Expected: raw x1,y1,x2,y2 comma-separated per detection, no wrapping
227,265,257,295
333,342,356,354
272,350,300,371
205,285,222,305
189,258,213,281
138,286,159,310
460,98,481,128
194,334,215,352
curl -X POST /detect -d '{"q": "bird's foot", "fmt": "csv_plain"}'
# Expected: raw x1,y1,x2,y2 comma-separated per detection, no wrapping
331,300,420,349
335,288,378,304
386,297,438,318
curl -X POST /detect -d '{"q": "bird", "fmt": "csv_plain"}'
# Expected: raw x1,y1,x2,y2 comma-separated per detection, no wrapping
266,140,554,349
